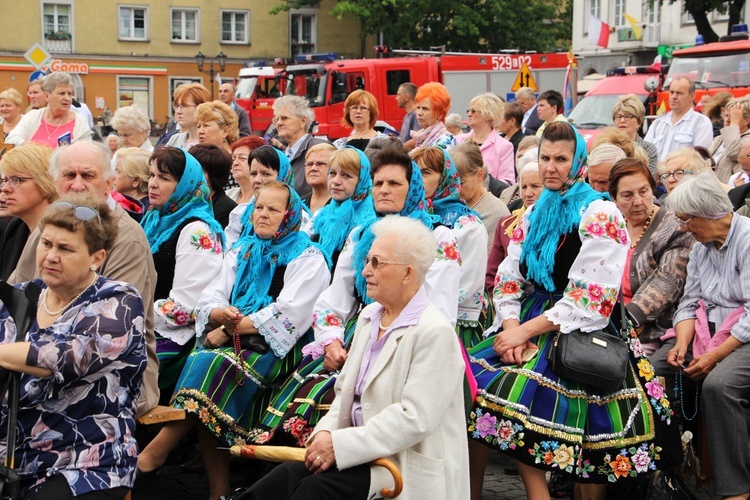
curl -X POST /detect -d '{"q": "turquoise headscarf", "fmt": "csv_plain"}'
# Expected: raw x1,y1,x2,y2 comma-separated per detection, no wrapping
231,184,315,315
141,148,225,254
350,161,439,304
424,148,480,228
238,146,296,241
312,146,376,264
520,122,605,292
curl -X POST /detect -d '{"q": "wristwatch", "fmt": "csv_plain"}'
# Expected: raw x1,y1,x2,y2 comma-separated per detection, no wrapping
220,325,233,338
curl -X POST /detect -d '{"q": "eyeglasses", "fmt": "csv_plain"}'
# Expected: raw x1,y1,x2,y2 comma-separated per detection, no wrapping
173,104,197,111
658,169,693,183
364,255,406,270
466,108,481,115
350,105,369,112
674,215,694,228
232,154,249,162
0,176,33,188
273,115,294,123
305,161,328,169
51,200,102,225
613,114,636,121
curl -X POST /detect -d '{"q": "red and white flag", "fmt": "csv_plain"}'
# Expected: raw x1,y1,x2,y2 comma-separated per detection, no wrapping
588,15,610,48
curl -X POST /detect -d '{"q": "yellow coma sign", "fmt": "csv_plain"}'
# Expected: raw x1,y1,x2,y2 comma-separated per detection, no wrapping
511,62,538,92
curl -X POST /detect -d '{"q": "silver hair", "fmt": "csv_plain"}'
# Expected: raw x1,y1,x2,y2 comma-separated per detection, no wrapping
515,87,536,101
110,105,151,134
588,144,626,167
273,95,314,127
371,215,436,283
665,172,732,220
445,113,463,128
49,141,114,181
517,148,538,170
519,161,540,178
42,72,74,93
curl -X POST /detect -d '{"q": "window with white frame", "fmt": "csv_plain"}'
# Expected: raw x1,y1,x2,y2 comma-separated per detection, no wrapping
171,8,199,42
221,10,249,44
290,10,317,56
612,0,625,27
584,0,601,34
590,0,601,19
43,3,71,37
119,5,148,40
643,0,658,23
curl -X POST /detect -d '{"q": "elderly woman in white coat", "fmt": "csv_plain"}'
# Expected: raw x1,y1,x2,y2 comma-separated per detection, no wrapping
241,215,470,500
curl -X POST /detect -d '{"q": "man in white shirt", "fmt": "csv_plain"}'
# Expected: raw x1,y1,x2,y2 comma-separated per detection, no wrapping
644,77,713,161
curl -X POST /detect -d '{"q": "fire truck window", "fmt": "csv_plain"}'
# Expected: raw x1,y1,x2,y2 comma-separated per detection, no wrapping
386,70,410,95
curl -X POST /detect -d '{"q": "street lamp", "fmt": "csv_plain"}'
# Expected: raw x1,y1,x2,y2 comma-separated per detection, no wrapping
195,51,227,99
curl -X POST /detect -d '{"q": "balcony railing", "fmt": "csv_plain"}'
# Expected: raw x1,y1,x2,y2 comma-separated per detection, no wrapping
613,23,660,48
44,37,72,54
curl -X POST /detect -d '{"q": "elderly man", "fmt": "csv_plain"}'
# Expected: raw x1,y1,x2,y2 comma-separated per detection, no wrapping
644,77,713,161
8,141,159,417
515,86,543,135
587,143,627,193
218,83,251,138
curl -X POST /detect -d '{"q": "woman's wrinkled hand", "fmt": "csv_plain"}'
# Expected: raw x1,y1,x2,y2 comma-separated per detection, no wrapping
684,352,719,380
323,341,347,372
203,327,231,349
666,343,688,370
493,325,530,361
219,306,242,331
305,431,335,474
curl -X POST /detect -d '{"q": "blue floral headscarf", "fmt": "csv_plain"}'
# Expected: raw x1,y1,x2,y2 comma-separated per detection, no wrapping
424,148,480,228
231,184,315,315
238,146,297,240
313,146,376,264
350,161,439,304
520,121,605,292
141,148,225,254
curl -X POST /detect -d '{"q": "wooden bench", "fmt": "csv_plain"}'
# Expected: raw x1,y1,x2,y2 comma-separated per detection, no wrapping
136,405,186,425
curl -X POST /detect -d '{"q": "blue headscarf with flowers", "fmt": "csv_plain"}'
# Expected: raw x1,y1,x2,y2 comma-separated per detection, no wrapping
350,161,439,304
141,148,225,254
238,145,298,240
313,146,376,264
424,148,480,228
520,121,606,292
231,183,317,315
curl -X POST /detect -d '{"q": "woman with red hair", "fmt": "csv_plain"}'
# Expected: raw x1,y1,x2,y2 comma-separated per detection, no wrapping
412,82,456,151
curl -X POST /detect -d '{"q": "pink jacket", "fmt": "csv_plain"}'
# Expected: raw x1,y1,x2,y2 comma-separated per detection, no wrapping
661,300,743,356
456,131,516,184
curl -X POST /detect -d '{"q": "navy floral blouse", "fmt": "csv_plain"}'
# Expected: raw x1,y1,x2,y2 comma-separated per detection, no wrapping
0,278,146,496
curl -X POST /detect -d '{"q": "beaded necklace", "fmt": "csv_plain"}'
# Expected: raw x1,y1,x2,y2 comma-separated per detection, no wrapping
41,273,98,316
627,207,655,249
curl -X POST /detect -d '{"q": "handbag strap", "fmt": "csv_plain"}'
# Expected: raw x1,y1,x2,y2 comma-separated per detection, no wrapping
617,289,627,340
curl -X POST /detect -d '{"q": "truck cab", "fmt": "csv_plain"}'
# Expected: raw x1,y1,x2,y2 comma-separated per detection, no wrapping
236,66,284,135
282,57,440,140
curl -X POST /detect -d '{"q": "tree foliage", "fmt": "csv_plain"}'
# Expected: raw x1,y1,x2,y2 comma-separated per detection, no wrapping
652,0,745,43
271,0,571,52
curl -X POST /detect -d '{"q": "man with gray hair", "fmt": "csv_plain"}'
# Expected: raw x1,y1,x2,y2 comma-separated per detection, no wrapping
218,82,251,138
644,77,713,161
8,141,159,417
515,87,543,135
587,144,627,193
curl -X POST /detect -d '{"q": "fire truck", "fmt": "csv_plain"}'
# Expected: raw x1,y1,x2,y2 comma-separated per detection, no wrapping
260,51,572,140
656,24,750,111
235,64,286,135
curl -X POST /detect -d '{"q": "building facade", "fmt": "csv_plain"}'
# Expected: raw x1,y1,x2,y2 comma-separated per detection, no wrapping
0,0,369,125
571,0,748,75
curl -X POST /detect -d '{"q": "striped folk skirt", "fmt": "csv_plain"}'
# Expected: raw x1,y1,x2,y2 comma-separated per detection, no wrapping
467,291,679,483
170,330,312,447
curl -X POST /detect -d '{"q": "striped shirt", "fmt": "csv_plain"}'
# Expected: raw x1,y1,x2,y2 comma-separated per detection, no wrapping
673,214,750,344
644,109,713,161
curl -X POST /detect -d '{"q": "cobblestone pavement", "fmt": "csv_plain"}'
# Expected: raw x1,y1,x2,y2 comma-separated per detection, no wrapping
132,446,715,499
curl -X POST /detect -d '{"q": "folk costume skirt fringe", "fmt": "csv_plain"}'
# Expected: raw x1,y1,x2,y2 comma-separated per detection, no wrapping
467,291,677,483
170,330,312,447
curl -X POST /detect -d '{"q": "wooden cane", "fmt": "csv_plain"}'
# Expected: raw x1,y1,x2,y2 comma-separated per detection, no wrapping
229,445,403,498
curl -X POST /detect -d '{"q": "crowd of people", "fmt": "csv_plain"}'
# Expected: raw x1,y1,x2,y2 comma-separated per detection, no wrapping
0,70,749,500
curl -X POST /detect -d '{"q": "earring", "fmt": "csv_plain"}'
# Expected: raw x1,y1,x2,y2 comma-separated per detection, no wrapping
90,265,97,272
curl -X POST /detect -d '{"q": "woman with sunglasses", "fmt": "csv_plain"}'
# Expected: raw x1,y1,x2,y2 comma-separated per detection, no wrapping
0,197,145,499
245,146,461,448
0,143,57,281
140,147,225,402
137,182,330,500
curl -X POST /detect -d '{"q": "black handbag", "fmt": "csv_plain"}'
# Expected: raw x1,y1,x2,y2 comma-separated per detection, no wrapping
0,281,41,500
546,292,630,393
646,470,699,500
